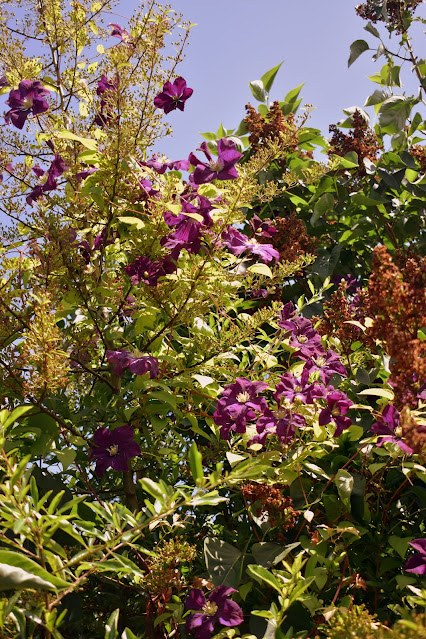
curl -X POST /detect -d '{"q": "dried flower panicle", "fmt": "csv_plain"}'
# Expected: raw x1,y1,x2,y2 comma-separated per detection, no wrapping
328,110,381,176
241,481,299,528
409,144,426,174
244,101,299,155
364,246,426,408
356,0,423,34
400,407,426,458
271,211,318,266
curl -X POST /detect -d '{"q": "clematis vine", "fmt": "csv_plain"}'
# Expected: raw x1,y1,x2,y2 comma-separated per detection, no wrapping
189,138,242,184
221,226,279,263
319,389,353,437
106,349,159,378
185,586,243,639
89,425,141,477
125,254,176,286
154,76,193,114
370,404,413,453
140,154,190,174
26,154,69,205
5,80,50,129
109,23,133,43
214,377,268,440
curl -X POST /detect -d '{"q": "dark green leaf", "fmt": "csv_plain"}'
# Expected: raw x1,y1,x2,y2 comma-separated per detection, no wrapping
348,40,369,67
261,62,284,93
204,538,243,588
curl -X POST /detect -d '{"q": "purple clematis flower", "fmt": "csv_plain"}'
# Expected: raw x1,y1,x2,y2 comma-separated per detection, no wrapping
5,80,50,129
189,139,242,184
301,350,347,384
370,404,413,454
125,254,176,286
274,369,325,405
161,197,213,257
249,213,277,239
319,389,353,437
94,74,118,126
109,23,133,43
185,586,243,639
89,425,141,476
253,406,306,446
154,77,193,114
214,377,268,440
106,349,159,378
405,539,426,576
26,154,69,205
140,154,190,174
222,226,279,263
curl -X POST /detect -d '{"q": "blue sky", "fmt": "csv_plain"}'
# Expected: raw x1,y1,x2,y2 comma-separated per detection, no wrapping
138,0,425,160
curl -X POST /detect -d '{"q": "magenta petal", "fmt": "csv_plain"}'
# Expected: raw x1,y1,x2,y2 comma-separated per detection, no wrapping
405,555,426,575
216,599,244,626
409,539,426,554
185,589,206,611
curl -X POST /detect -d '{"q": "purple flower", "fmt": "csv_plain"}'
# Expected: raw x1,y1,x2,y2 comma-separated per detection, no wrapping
26,154,69,205
249,213,277,239
185,586,243,639
277,309,324,358
405,539,426,576
0,76,9,88
301,350,347,384
106,349,159,378
370,405,413,454
154,77,193,114
161,198,213,257
76,166,98,182
93,227,119,251
214,377,268,440
221,227,279,263
109,23,133,43
189,139,242,184
125,254,176,286
274,369,325,405
331,273,360,295
253,407,306,446
5,80,50,129
89,425,141,476
140,154,190,174
319,389,353,437
94,75,118,126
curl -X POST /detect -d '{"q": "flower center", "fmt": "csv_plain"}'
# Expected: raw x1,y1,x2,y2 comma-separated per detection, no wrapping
107,444,119,456
317,357,325,366
236,391,251,403
332,406,341,417
395,426,402,437
143,271,150,279
22,97,33,109
275,408,287,420
202,601,218,616
298,335,307,343
209,158,224,173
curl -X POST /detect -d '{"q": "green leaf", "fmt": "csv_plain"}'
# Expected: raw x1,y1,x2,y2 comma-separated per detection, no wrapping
249,80,267,103
189,442,204,484
138,478,165,502
105,608,119,639
247,263,273,278
284,83,304,104
191,491,227,506
348,40,369,67
56,131,98,150
358,388,394,400
118,216,145,230
56,448,76,471
364,88,389,107
261,62,284,93
3,405,34,429
311,192,334,227
246,564,282,593
251,542,300,568
121,629,139,639
0,551,68,591
334,470,354,507
204,538,243,588
364,21,380,37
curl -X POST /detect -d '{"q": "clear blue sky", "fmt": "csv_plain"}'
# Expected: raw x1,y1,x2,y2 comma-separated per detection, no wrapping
138,0,425,160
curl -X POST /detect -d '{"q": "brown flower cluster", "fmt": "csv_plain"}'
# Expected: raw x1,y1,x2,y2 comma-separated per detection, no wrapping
241,482,299,528
316,281,368,356
364,245,426,407
410,144,426,174
244,101,299,154
328,110,381,176
271,212,318,266
356,0,423,33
